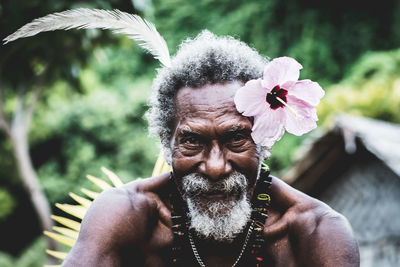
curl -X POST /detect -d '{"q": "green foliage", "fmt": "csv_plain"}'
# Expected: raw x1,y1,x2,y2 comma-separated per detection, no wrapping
0,251,13,267
0,136,20,186
30,60,158,203
152,0,400,86
318,48,400,127
0,237,46,267
266,134,307,175
0,0,137,91
92,40,158,84
0,188,16,222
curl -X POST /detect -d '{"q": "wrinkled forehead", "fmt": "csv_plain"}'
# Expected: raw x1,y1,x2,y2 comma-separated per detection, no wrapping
174,81,243,119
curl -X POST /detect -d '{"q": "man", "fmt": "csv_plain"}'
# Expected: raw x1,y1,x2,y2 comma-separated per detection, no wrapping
61,31,360,266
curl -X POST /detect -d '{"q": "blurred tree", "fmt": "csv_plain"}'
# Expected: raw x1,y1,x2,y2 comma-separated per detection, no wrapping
0,0,138,254
0,187,15,222
0,237,46,267
31,70,158,204
318,48,400,126
151,0,400,86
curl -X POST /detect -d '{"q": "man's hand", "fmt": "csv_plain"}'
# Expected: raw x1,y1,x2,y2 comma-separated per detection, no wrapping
264,177,360,267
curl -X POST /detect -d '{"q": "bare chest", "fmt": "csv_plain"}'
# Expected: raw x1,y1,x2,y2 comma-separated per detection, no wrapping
136,228,295,267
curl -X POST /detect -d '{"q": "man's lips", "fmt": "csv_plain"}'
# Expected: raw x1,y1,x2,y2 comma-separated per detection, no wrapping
196,190,238,201
202,192,228,201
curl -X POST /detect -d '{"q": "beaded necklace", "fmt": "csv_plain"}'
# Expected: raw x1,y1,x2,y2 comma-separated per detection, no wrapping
168,170,272,266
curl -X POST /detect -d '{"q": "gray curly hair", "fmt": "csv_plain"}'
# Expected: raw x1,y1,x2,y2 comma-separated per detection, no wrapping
147,30,269,162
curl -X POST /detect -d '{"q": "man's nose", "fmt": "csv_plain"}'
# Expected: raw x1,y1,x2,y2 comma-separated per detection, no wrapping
199,143,232,180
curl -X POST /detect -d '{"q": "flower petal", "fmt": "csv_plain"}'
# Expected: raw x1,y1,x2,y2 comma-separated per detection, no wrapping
260,123,285,148
262,57,303,89
288,79,325,106
234,79,268,117
284,96,318,136
251,109,285,145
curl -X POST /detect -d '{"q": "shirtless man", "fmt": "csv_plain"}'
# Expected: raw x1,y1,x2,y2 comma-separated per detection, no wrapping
62,31,359,267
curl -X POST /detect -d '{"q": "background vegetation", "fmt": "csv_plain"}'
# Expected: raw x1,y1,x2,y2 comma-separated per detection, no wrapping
0,0,399,265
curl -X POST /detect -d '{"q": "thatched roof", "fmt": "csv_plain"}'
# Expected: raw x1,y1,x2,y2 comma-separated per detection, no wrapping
283,114,400,187
334,114,400,176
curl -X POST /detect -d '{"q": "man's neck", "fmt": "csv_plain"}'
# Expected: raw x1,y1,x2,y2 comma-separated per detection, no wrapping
190,220,252,253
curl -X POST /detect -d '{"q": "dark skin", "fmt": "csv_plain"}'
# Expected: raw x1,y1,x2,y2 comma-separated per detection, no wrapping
62,82,360,267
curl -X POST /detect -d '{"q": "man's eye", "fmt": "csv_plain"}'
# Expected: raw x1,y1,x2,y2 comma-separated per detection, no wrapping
182,136,201,147
227,132,250,149
232,133,246,142
229,133,249,144
185,137,198,144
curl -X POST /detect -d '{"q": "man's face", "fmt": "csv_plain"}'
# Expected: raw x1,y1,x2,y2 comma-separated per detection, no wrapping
170,81,261,241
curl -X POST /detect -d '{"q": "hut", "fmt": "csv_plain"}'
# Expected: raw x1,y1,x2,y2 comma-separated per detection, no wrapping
283,114,400,267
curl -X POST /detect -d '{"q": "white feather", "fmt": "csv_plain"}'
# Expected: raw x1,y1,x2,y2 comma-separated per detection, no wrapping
3,8,171,67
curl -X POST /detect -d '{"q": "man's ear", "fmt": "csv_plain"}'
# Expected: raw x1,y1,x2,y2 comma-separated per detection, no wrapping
257,145,271,161
162,116,179,167
167,131,176,166
164,147,173,166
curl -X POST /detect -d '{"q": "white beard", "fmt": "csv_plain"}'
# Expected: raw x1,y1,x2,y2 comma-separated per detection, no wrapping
182,172,252,242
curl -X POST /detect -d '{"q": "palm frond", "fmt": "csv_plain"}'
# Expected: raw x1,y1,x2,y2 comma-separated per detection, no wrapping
80,188,99,199
46,154,171,263
68,192,92,208
152,151,172,177
55,204,87,220
44,231,76,247
86,174,112,191
101,166,124,187
51,215,81,231
46,249,68,260
53,226,79,239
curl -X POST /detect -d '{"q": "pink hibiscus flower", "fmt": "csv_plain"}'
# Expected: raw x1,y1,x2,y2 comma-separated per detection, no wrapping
234,57,325,147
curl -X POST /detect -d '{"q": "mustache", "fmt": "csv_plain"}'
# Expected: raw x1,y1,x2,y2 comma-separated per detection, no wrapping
182,171,248,198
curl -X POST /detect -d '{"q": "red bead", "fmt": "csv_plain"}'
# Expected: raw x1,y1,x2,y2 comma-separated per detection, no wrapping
256,257,264,262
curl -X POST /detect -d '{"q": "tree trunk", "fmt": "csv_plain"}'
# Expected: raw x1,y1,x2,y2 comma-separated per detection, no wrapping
10,122,58,258
1,66,58,264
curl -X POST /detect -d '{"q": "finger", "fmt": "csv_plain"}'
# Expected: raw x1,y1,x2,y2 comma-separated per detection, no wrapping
137,172,171,193
142,189,172,228
157,197,172,227
269,176,309,210
263,209,291,239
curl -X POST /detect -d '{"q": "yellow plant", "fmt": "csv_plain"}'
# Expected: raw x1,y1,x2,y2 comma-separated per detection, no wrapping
44,153,172,267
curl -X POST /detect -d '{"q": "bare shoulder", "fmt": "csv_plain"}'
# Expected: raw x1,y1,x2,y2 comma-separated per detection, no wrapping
291,198,360,266
267,176,360,267
62,173,171,266
77,172,172,244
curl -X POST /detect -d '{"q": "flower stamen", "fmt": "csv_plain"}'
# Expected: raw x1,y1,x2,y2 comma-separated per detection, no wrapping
275,97,303,119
